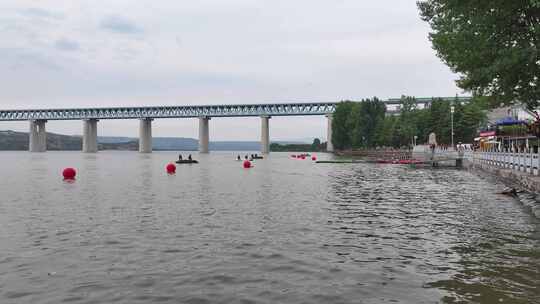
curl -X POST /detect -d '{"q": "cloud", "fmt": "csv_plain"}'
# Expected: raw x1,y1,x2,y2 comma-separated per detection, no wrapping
55,38,80,51
18,7,63,20
99,15,143,34
0,47,62,71
0,1,462,139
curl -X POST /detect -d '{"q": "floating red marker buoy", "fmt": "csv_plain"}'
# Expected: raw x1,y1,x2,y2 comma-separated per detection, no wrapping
243,160,252,168
300,155,306,160
62,167,76,180
311,156,317,161
166,163,176,174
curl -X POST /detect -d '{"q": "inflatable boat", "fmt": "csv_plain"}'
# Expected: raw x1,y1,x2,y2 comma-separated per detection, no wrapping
175,159,199,164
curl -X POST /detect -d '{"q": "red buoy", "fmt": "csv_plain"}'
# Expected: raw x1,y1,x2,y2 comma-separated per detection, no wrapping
311,156,317,161
300,155,306,160
62,167,76,180
166,163,176,174
243,160,252,168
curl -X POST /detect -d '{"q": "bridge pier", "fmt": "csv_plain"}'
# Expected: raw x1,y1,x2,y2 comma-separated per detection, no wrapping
261,115,270,154
198,116,210,153
139,118,153,153
82,119,99,153
326,114,334,152
29,120,47,152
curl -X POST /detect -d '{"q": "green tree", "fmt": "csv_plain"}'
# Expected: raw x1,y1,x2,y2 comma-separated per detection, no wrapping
428,98,452,144
311,138,321,151
350,98,386,148
330,96,487,150
456,99,487,142
374,115,396,147
331,101,355,150
396,96,419,147
418,1,540,109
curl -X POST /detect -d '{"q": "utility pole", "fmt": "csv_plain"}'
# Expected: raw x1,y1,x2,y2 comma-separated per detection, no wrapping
451,105,455,149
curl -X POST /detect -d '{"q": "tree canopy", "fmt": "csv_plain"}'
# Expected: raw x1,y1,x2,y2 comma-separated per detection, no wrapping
331,97,487,150
417,0,540,109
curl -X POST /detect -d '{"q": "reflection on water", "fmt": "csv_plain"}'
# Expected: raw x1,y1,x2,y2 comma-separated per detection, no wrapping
0,151,539,303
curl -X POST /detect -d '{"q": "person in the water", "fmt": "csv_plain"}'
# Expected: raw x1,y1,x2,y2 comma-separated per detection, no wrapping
178,154,183,160
188,154,192,161
237,155,241,161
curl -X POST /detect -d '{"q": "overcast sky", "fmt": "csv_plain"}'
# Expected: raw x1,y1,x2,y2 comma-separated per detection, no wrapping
0,0,462,141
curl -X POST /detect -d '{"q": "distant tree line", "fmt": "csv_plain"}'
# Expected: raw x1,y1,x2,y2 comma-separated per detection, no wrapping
331,96,487,150
270,138,325,152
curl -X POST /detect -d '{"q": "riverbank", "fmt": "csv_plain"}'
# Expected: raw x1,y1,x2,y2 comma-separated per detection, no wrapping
465,159,540,192
465,159,540,218
334,149,412,159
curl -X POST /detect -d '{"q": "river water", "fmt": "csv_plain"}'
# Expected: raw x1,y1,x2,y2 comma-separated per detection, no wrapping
0,151,539,303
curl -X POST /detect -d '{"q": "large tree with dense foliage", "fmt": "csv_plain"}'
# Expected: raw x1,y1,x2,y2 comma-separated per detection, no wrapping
396,96,419,147
417,1,540,109
350,98,386,148
331,101,355,150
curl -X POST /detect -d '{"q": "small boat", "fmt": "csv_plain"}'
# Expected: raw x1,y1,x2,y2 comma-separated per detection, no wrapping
175,159,199,164
251,156,264,160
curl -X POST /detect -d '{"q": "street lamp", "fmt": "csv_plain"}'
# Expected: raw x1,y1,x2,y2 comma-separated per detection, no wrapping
450,105,455,149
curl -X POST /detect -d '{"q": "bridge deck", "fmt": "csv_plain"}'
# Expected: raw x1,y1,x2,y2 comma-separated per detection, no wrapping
0,102,336,121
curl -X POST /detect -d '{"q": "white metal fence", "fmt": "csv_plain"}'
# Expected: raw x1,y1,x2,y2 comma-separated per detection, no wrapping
472,150,540,176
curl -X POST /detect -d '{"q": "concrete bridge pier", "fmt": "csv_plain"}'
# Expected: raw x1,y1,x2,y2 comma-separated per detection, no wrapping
29,119,47,152
198,116,210,153
82,119,99,153
139,118,153,153
326,114,334,152
261,115,270,154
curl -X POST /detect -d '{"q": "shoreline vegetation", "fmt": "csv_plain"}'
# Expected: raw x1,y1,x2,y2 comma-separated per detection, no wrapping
269,139,326,152
331,96,487,150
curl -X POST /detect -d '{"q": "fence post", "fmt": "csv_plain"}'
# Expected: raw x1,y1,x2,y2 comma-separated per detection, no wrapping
516,151,520,172
530,148,533,174
519,151,524,172
536,148,540,176
512,152,515,170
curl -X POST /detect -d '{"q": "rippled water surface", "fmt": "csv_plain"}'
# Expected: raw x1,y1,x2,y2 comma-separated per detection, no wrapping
1,151,539,304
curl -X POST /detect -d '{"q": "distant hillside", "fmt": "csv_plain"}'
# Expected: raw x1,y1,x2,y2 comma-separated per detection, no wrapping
1,130,310,151
99,136,304,151
0,130,81,150
97,136,134,144
0,130,136,151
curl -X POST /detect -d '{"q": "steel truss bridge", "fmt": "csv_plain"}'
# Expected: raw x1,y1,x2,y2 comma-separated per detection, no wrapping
0,102,337,121
0,98,468,153
0,96,471,121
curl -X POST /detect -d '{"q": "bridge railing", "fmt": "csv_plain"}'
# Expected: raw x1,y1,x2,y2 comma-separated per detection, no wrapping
473,150,540,176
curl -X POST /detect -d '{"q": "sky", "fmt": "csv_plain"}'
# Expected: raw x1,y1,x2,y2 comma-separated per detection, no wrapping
0,0,463,141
